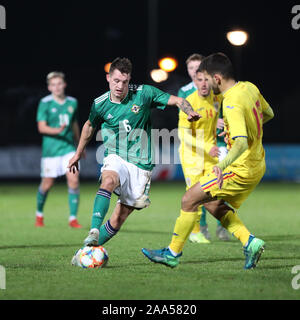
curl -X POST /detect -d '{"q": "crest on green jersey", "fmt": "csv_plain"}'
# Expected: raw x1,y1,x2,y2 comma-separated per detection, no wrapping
68,106,74,113
131,104,141,114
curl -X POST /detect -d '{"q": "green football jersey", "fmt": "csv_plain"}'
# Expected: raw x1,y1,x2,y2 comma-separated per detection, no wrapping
36,95,78,157
177,81,197,98
89,84,171,171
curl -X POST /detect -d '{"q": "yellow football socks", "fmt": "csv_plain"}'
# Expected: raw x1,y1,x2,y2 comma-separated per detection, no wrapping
191,209,201,234
220,210,250,246
169,210,198,254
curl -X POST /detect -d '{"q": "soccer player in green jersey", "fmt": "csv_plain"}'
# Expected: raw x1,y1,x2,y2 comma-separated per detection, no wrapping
68,57,200,256
35,72,82,228
177,53,204,99
178,53,230,242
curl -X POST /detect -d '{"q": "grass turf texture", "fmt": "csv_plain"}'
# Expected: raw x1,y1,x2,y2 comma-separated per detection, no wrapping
0,181,300,300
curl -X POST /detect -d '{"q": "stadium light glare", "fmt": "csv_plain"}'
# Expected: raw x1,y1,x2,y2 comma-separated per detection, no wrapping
226,30,248,46
104,62,111,73
158,57,178,72
150,69,169,83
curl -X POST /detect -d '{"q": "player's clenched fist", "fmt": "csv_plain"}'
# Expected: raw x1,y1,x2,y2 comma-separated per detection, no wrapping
187,111,201,122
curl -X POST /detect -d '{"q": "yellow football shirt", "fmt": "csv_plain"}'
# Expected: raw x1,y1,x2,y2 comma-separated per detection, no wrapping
222,81,270,181
178,90,220,174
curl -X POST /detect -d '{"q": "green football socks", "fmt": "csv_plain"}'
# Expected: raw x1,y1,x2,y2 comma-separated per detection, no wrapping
98,219,119,245
68,187,80,219
91,188,112,230
199,206,207,227
36,186,48,214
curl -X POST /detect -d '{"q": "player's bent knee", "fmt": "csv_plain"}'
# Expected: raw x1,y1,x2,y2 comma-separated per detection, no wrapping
101,174,119,191
204,200,232,220
181,184,211,211
181,192,198,212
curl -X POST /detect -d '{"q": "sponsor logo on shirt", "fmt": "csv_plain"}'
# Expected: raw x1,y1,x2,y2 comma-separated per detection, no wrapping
51,108,57,113
131,105,141,114
107,113,114,120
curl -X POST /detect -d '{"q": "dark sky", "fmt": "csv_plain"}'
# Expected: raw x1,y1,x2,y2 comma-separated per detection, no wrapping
0,0,299,144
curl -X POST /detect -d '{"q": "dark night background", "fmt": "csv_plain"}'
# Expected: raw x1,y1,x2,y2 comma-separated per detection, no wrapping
0,0,299,147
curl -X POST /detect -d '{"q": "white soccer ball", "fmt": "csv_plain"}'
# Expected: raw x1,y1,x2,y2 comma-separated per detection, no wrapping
73,246,109,269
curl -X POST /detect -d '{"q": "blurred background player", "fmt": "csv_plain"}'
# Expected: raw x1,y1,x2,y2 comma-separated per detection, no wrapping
177,54,203,99
68,57,200,253
142,52,274,269
35,72,82,228
178,54,229,243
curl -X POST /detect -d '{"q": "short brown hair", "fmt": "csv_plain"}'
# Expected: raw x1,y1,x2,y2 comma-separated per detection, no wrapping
186,53,205,65
109,57,132,75
198,52,235,80
46,71,65,84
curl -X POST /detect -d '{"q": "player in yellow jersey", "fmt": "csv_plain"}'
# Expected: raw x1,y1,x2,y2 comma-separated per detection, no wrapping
142,53,274,269
178,53,230,243
179,67,230,244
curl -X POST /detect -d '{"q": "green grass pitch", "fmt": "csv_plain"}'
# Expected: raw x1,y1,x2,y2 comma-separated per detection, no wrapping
0,181,300,300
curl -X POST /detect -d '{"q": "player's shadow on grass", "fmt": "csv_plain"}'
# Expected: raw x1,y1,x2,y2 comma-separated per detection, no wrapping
258,264,298,270
260,234,300,241
0,243,81,250
122,229,169,235
183,257,244,265
183,255,300,270
258,255,300,270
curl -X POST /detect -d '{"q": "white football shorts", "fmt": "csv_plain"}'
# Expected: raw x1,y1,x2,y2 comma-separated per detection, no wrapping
41,151,79,178
100,154,151,209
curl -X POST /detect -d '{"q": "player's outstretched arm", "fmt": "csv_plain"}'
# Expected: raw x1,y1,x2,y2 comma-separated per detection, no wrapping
37,121,66,135
68,120,95,173
72,120,86,158
217,137,248,171
72,121,81,145
167,95,201,122
213,137,248,189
